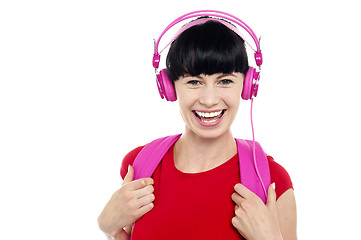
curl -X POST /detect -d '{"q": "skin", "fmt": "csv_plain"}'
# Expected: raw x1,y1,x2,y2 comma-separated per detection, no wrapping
173,73,243,173
97,72,297,239
97,165,155,239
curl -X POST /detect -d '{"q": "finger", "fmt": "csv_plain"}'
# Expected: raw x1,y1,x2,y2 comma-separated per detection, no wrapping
136,193,155,209
123,165,134,184
231,192,245,205
266,182,277,209
234,183,254,199
231,216,239,229
133,184,154,200
231,215,246,237
126,177,154,191
137,202,154,218
115,229,130,240
232,214,248,239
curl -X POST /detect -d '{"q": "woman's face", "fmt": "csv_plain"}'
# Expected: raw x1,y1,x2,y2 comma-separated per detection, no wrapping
174,72,244,139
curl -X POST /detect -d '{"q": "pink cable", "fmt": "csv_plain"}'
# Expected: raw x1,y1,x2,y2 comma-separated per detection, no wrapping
250,99,268,198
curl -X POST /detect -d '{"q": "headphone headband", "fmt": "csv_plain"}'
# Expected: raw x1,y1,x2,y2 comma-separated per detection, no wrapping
160,18,256,55
152,10,263,69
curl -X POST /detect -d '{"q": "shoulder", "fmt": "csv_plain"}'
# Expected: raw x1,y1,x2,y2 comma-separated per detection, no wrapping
120,145,145,179
267,156,293,200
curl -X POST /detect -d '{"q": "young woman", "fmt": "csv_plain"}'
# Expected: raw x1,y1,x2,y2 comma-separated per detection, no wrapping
98,11,297,240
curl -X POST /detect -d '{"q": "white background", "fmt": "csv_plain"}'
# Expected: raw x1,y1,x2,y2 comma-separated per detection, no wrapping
1,0,360,239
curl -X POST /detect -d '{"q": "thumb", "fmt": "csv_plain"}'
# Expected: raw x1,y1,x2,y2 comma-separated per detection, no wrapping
266,183,277,209
123,165,134,184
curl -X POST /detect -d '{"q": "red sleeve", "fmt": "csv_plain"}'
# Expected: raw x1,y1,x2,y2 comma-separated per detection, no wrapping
120,146,145,180
267,156,294,200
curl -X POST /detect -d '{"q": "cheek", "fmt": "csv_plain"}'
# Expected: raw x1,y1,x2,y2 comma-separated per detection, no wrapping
176,86,196,107
178,94,196,113
222,91,241,107
176,91,193,114
232,86,243,106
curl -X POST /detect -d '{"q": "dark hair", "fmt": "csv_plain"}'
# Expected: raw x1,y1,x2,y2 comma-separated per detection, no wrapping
166,19,249,81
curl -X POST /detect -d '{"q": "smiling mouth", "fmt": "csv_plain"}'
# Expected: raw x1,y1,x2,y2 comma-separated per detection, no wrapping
193,110,226,123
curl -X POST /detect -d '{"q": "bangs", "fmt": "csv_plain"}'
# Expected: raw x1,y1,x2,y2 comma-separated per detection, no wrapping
166,20,249,81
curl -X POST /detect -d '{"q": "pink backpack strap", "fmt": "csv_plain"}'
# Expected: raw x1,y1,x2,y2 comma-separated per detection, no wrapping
132,134,271,204
132,134,182,180
236,139,271,204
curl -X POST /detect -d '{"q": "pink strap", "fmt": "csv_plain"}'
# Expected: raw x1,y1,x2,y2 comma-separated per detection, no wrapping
236,139,271,204
132,134,270,203
133,134,181,180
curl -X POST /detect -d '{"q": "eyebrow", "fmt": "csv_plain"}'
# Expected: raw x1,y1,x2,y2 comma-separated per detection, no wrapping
216,73,237,79
183,73,236,79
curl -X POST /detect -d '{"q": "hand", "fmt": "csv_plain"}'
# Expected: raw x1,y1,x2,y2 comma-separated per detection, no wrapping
98,165,155,237
231,183,282,240
114,229,130,240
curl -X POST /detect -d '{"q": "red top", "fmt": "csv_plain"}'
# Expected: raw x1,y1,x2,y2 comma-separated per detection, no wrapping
121,144,293,240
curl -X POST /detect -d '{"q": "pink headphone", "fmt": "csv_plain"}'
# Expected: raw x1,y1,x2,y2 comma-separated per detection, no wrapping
153,10,262,101
152,10,263,102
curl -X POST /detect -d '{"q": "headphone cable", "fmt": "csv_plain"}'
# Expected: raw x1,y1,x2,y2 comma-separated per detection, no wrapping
250,98,268,198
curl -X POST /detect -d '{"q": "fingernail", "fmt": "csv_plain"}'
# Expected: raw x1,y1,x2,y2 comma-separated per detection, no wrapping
272,183,275,189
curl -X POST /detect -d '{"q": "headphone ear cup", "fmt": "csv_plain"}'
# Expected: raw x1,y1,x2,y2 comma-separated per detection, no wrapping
242,67,261,100
242,67,255,100
157,69,177,102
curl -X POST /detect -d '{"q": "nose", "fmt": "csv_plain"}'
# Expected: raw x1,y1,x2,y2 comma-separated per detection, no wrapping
199,86,220,107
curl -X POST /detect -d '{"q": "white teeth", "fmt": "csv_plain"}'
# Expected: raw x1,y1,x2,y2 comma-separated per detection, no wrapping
203,119,217,123
195,110,222,118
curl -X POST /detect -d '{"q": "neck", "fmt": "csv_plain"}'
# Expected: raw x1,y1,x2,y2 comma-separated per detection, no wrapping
174,129,237,173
